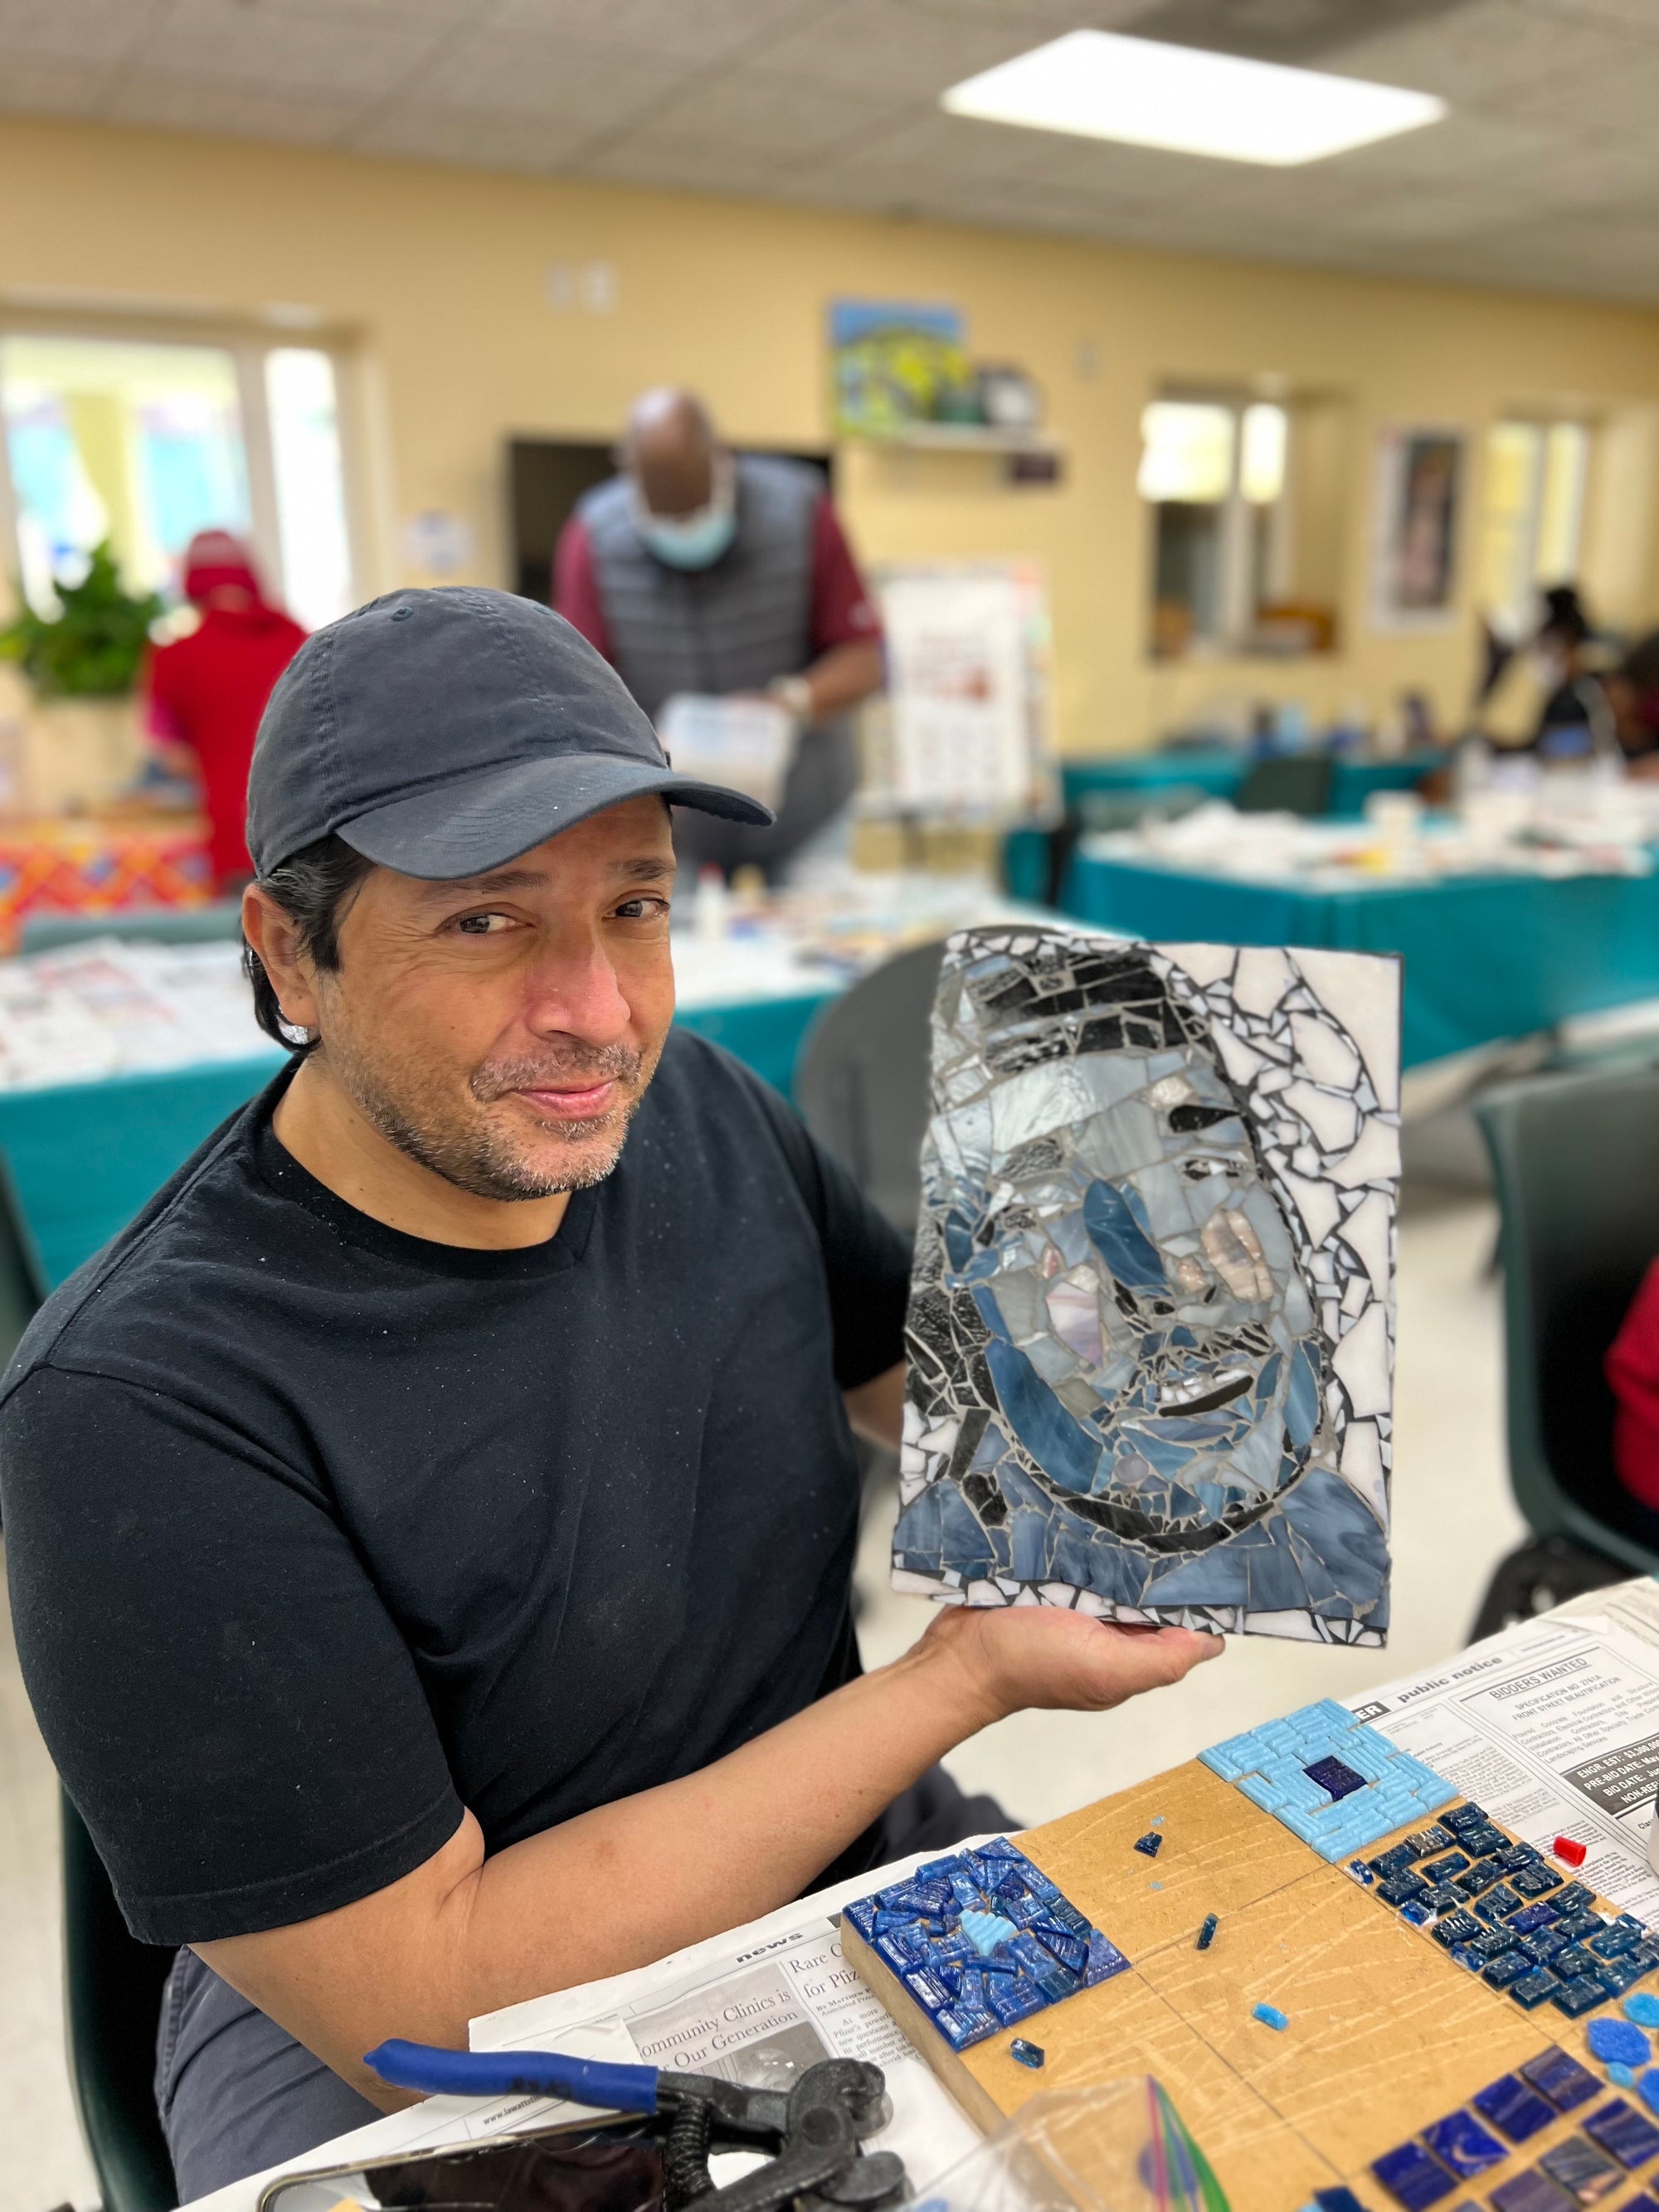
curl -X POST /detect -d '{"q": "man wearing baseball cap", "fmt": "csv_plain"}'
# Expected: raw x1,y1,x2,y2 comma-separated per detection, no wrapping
0,591,1219,2196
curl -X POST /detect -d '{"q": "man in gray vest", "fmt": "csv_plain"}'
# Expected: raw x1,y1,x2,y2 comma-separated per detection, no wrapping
555,387,884,876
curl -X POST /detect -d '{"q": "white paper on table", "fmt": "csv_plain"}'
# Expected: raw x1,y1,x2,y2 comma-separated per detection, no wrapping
658,693,795,811
1348,1579,1659,1920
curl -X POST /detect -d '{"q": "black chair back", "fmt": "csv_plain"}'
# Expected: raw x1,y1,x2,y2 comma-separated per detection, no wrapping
794,939,945,1236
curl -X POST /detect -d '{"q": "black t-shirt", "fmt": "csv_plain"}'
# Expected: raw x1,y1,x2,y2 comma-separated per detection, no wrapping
0,1031,910,1946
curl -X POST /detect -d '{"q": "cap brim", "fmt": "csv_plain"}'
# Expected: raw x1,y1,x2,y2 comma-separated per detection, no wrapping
333,752,773,879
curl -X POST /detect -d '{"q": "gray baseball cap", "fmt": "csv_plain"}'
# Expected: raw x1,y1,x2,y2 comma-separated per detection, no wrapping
246,586,773,879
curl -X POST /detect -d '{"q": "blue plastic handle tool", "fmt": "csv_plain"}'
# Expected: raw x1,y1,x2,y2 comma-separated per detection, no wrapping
363,2039,661,2112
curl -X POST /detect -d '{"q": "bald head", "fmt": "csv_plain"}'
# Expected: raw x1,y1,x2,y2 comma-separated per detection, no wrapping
624,387,723,518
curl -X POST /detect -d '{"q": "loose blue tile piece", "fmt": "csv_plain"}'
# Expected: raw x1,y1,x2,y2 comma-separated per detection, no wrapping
1252,2001,1289,2030
1381,1873,1433,1908
1306,1755,1366,1801
1461,1824,1506,1857
1402,1901,1436,1928
1588,2019,1652,2068
1197,1913,1219,1950
1642,2071,1659,2117
1621,2195,1659,2212
1554,1975,1610,2018
1433,1911,1483,1950
1132,1831,1163,1858
1423,1853,1473,1884
1372,1844,1421,1881
1443,1802,1488,1833
1513,1866,1564,1898
1523,2049,1602,2111
1511,1969,1564,2010
1349,1860,1376,1886
1009,2038,1045,2070
1372,2141,1458,2210
1628,1996,1659,2028
1312,2190,1368,2212
1584,2098,1659,2170
1423,2111,1507,2177
1612,2064,1638,2089
1539,2132,1622,2200
1491,2172,1577,2212
1405,1826,1457,1858
1486,1954,1531,1991
1474,2074,1557,2145
844,1839,1128,2052
1200,1704,1455,1862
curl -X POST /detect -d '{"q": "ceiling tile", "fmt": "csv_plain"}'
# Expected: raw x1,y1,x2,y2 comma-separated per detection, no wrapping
1535,0,1659,31
140,0,447,97
405,31,683,123
352,100,601,168
107,73,363,143
1323,0,1641,103
0,0,158,64
1316,108,1565,189
642,67,912,158
576,134,800,194
1499,39,1659,134
744,0,1056,97
482,0,820,66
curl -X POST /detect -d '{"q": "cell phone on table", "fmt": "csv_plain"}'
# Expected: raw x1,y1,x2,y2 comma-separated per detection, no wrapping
256,2118,663,2212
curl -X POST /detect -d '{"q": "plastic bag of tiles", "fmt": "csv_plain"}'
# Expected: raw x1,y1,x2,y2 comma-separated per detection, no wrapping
902,2081,1226,2212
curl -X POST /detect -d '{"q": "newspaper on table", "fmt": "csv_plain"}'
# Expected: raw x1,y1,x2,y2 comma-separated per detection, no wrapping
183,1847,985,2212
0,936,273,1091
1348,1577,1659,1921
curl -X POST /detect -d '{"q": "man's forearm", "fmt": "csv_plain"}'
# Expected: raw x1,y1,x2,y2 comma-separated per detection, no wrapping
201,1626,995,2104
800,639,883,720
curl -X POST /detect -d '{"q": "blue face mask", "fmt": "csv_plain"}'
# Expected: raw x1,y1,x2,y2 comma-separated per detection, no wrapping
633,459,737,571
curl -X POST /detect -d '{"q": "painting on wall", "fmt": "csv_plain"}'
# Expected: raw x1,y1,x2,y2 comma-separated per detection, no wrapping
1371,425,1465,630
893,926,1399,1644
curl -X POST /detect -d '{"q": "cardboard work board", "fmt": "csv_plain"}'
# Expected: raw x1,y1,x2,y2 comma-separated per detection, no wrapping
841,1760,1644,2212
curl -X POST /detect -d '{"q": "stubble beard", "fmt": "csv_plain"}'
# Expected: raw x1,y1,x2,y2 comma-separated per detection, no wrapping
326,1031,654,1203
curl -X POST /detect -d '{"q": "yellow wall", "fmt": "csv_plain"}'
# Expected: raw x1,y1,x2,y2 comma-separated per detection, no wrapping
4,115,1659,756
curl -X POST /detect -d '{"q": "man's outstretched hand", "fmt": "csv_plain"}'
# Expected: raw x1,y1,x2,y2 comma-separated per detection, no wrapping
916,1598,1224,1733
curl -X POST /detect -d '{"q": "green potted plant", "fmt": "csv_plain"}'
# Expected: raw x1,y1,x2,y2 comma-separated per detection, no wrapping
0,542,164,812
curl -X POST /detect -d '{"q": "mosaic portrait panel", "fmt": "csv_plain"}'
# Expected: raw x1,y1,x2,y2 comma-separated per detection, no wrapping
893,927,1399,1643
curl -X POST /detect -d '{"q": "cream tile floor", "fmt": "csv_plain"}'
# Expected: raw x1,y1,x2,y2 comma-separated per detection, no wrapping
0,1190,1523,2212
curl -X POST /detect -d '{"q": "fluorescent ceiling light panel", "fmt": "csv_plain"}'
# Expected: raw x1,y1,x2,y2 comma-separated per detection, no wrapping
941,31,1447,168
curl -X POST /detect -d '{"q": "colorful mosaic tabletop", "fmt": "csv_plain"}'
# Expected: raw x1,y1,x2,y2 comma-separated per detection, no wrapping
893,926,1399,1640
841,1837,1129,2051
0,819,212,949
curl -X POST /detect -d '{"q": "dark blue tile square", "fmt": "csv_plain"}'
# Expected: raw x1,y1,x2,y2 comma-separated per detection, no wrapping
1372,2142,1459,2210
1423,2111,1507,2177
1474,2074,1556,2144
1540,2133,1622,2202
1510,1969,1564,2009
1306,1755,1366,1801
1444,1803,1490,1835
1522,2049,1601,2110
1491,2171,1576,2212
1583,2098,1659,2171
1552,1976,1609,2018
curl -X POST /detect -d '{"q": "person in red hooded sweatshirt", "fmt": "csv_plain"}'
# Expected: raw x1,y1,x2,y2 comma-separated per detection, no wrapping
146,532,307,890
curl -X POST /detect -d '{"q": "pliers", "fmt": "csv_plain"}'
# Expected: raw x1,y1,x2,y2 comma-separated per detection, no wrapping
365,2039,909,2212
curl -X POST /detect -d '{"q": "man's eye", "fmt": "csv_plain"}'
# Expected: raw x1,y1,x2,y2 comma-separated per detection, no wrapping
454,912,512,936
614,897,669,921
1181,1155,1242,1181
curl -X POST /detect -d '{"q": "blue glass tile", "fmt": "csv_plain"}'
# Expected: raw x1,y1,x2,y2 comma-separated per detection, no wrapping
1462,1825,1507,1858
1643,2071,1659,2117
1372,1844,1421,1880
1456,1862,1501,1898
1423,2111,1508,2178
1553,1976,1610,2018
1349,1860,1376,1886
1583,2098,1659,2170
1596,1959,1650,2000
1312,2191,1368,2212
1477,1885,1526,1924
1510,1969,1564,2010
1372,2142,1458,2210
1511,1903,1561,1936
1591,1924,1642,1960
1306,1755,1367,1801
1451,1945,1485,1971
1628,1996,1659,2028
1433,1912,1483,1950
1539,2133,1623,2201
1486,1955,1531,1991
1427,1885,1467,1915
1531,1930,1573,1966
1196,1913,1219,1950
1010,2039,1045,2070
1553,1884,1596,1916
1490,2172,1577,2212
1512,1866,1564,1898
1132,1831,1163,1859
1402,1902,1435,1928
1423,1853,1473,1884
1522,2049,1600,2109
1443,1803,1490,1835
1405,1826,1457,1858
1612,2064,1638,2089
1252,2001,1289,2030
1472,1927,1519,1959
1557,1915,1606,1946
1381,1873,1433,1908
1474,2074,1556,2144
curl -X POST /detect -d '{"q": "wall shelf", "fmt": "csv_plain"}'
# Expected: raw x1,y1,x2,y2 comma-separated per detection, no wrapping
840,424,1063,456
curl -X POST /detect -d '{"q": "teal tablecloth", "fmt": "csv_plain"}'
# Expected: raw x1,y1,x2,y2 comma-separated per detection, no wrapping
1063,852,1659,1068
0,994,841,1293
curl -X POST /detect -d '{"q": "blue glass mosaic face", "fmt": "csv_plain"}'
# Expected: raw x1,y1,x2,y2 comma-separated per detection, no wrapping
894,930,1399,1641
